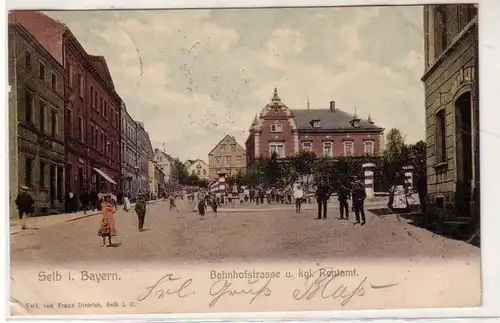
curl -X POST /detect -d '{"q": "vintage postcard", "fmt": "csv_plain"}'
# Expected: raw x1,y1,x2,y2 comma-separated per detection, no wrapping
8,4,481,316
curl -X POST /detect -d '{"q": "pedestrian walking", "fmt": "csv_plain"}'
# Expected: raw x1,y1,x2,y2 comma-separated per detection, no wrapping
80,190,90,215
123,193,131,212
293,184,304,213
315,180,330,220
135,194,147,232
338,183,351,220
198,196,207,218
169,193,177,211
15,186,34,230
352,180,367,225
97,195,117,246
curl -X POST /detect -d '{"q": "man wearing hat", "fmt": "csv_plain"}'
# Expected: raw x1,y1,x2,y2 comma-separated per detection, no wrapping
15,186,34,230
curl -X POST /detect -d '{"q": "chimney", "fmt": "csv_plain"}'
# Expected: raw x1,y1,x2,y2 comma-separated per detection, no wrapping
329,101,336,112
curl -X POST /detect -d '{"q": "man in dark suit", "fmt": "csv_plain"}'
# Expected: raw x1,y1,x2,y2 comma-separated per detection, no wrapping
352,180,367,225
315,180,331,220
338,182,351,220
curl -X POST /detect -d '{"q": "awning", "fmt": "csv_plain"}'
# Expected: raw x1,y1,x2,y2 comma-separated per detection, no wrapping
93,167,117,185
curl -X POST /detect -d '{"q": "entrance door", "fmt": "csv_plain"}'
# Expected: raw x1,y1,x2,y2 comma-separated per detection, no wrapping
455,92,473,217
65,163,72,195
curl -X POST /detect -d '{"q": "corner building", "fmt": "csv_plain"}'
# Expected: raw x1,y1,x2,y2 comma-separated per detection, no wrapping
8,23,66,215
422,4,479,221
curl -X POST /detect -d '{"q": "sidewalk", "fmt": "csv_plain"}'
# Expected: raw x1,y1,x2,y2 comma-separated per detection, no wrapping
9,199,166,235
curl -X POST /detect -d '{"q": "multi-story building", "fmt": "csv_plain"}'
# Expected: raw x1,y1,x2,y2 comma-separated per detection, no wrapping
147,159,165,197
246,88,384,164
9,11,122,195
208,135,246,180
184,159,210,180
152,148,177,188
422,4,478,220
8,23,66,215
136,121,153,191
120,102,138,193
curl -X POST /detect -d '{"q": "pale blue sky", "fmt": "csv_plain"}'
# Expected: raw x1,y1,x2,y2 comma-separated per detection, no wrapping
47,6,425,161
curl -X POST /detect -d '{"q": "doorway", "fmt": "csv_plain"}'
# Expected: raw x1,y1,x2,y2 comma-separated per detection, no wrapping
455,91,473,218
49,164,56,208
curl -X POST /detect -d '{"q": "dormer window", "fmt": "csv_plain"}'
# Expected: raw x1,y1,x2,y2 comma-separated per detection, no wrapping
311,120,321,128
271,124,283,133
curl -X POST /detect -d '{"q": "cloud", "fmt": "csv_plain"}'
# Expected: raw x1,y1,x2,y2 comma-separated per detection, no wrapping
45,6,425,161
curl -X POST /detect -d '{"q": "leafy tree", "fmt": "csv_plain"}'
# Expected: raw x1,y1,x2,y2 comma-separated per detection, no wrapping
244,157,267,187
172,158,190,185
264,152,282,186
386,128,405,156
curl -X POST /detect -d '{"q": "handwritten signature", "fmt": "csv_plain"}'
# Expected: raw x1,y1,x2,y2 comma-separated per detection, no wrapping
292,268,398,306
208,278,273,307
137,273,195,302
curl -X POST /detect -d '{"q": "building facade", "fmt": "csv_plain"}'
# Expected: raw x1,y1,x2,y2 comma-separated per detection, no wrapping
136,122,153,192
184,159,210,180
8,23,66,215
9,11,122,195
120,102,138,193
246,88,384,165
422,4,478,220
208,135,246,180
152,148,176,188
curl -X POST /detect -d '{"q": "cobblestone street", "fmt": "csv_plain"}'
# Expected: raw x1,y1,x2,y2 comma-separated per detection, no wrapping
10,199,480,266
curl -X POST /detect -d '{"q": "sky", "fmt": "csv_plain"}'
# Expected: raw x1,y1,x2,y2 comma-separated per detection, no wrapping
46,6,425,162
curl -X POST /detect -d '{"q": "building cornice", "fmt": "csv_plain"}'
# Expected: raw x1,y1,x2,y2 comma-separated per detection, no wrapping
297,127,384,134
421,16,478,82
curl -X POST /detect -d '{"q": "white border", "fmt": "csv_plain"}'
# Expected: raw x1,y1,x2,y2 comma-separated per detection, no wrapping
2,0,500,321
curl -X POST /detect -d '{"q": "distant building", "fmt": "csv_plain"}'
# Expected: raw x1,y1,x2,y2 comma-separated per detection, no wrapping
184,159,209,180
153,148,177,187
8,23,66,215
208,135,246,180
135,121,153,192
120,102,138,194
422,4,478,219
246,88,384,165
148,160,165,197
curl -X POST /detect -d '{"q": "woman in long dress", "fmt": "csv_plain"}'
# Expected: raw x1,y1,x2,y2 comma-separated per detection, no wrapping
97,196,117,247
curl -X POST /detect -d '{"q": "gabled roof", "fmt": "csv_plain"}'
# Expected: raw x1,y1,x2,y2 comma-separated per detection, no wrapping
89,55,115,89
291,109,382,131
208,134,245,155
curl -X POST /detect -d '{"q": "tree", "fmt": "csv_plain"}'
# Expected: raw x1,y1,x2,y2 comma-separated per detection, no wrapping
244,157,267,187
386,128,405,156
292,151,316,182
264,152,282,186
172,158,190,185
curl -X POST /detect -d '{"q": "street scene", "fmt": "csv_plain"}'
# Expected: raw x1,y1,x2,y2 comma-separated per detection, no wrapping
8,5,479,267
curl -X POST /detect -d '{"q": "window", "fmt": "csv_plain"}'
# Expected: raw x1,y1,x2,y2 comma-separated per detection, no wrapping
215,156,221,165
68,64,73,87
203,169,207,175
51,73,57,91
323,142,333,157
435,5,448,56
39,161,46,189
343,141,354,156
66,108,72,137
100,97,103,113
236,156,242,165
104,101,108,118
90,86,95,107
269,142,285,158
271,124,283,133
24,89,33,123
225,156,231,165
100,133,105,153
93,90,97,107
220,144,227,152
77,73,84,97
105,135,109,154
364,141,374,155
25,51,32,70
39,100,46,133
25,157,33,186
312,120,321,128
435,110,447,163
38,61,45,81
301,141,312,152
90,126,95,148
51,110,57,137
78,116,83,141
231,144,236,152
